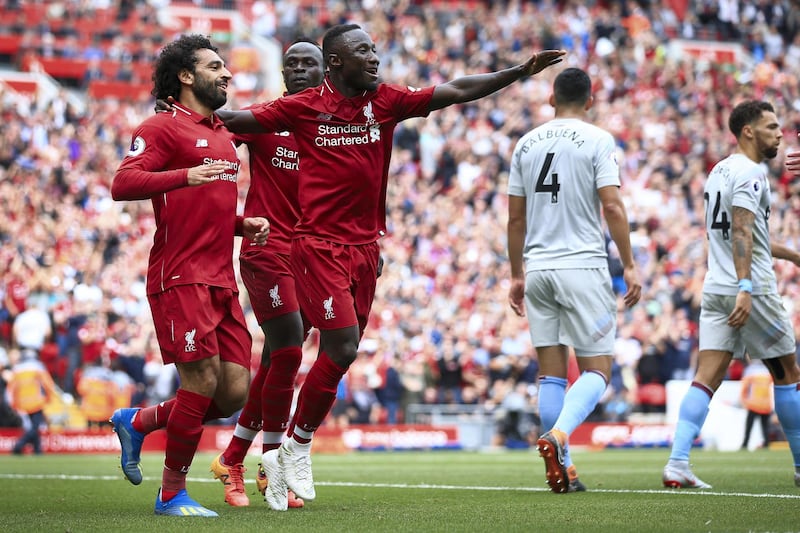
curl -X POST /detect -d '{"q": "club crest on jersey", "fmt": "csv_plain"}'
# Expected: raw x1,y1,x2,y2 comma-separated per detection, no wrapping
363,101,376,125
195,138,208,148
128,136,146,157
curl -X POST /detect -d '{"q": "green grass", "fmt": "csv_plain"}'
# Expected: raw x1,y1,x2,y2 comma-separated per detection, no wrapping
1,448,798,532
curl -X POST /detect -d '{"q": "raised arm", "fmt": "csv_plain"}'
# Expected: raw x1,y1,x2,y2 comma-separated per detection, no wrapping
429,50,566,111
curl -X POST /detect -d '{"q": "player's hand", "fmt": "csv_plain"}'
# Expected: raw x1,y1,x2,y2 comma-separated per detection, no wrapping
786,148,800,176
622,265,641,308
243,217,270,245
727,291,752,328
154,96,176,114
186,162,228,186
522,50,566,77
509,278,526,317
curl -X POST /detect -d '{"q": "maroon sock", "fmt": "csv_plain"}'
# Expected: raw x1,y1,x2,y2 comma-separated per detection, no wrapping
262,346,302,433
221,364,268,465
202,401,225,422
292,352,346,438
161,389,212,499
133,399,174,433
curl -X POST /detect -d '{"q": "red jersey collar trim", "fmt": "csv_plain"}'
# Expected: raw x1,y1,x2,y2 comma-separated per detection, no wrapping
321,77,368,100
172,102,224,128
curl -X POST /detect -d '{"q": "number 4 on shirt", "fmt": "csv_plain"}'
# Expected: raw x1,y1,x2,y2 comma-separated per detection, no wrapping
536,152,560,203
704,190,730,240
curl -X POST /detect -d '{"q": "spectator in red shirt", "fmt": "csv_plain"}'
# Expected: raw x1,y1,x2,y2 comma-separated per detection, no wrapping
216,23,564,505
108,34,269,518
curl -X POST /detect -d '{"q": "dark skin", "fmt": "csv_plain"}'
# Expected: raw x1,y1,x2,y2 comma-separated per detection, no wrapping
215,29,564,369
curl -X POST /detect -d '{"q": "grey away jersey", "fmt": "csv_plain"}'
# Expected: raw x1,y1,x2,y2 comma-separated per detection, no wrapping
703,153,777,296
508,118,620,271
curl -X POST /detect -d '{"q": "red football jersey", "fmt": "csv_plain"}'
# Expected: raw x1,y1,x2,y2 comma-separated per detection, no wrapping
112,104,241,295
250,79,434,244
236,107,299,255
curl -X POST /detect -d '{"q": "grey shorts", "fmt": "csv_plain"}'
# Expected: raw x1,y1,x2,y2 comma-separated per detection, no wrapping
524,268,616,357
698,292,796,359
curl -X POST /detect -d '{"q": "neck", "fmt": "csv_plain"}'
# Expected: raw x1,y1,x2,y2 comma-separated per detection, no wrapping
736,144,762,164
178,91,215,118
328,75,362,99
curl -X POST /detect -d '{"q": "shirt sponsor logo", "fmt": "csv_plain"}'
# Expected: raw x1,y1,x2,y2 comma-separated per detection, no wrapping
202,157,239,182
184,328,197,352
315,122,381,147
272,145,299,171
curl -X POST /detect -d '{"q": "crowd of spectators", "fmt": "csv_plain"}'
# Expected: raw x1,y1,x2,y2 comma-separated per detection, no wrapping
2,0,800,444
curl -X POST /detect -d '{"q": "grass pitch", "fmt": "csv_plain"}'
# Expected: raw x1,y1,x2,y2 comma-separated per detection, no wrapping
1,448,798,532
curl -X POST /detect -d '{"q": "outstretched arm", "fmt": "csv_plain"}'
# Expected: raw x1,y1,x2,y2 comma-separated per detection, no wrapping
429,50,566,111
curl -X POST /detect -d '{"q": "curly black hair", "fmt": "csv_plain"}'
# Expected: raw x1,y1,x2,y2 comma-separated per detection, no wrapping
152,34,218,101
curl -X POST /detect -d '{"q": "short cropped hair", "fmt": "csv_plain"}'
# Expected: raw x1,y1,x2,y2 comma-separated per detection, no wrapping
322,23,362,59
553,68,592,107
728,100,775,139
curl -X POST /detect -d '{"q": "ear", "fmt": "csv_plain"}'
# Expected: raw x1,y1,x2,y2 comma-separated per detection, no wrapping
327,52,341,68
178,68,193,85
585,95,594,111
548,93,556,108
742,123,754,139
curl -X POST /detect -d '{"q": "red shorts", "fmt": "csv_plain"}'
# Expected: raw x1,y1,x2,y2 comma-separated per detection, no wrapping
240,249,300,325
148,284,251,367
290,236,379,332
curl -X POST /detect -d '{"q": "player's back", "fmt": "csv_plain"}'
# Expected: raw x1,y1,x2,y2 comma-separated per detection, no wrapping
508,117,620,271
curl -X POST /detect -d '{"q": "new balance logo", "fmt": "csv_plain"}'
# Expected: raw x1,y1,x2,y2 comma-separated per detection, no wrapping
323,296,335,320
316,112,333,121
195,139,208,147
184,329,197,352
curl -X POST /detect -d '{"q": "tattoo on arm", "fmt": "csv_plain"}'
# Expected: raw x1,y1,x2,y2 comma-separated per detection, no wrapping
731,206,755,278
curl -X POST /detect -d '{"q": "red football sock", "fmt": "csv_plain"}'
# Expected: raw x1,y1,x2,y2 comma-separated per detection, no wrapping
261,346,302,433
291,352,346,440
161,389,212,499
221,363,268,465
133,399,174,433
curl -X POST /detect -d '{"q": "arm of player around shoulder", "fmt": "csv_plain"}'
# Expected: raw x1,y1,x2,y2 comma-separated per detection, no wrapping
771,242,800,266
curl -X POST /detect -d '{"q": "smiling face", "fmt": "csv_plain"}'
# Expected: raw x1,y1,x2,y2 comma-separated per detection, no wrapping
282,42,324,95
189,48,232,111
328,28,380,95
